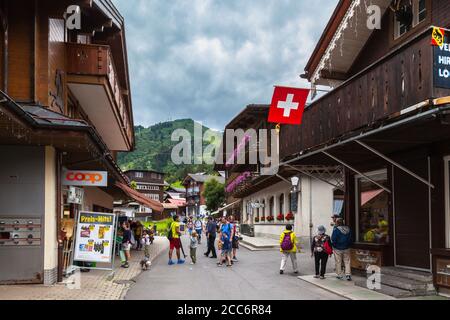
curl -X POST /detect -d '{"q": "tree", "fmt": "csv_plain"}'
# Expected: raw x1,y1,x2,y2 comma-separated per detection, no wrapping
203,178,225,213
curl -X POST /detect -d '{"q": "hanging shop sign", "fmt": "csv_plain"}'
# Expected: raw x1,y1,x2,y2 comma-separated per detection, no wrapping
268,86,310,125
68,186,84,205
62,170,108,187
73,212,116,263
433,28,450,89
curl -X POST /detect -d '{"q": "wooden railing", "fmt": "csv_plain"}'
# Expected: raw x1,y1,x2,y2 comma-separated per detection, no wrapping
66,42,133,145
280,28,449,159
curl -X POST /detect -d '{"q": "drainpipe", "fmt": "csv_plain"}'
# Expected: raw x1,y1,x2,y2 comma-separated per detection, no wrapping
309,177,313,244
56,151,63,283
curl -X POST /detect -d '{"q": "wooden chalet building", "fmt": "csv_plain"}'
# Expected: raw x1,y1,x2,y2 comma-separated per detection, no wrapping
0,0,162,285
276,0,450,294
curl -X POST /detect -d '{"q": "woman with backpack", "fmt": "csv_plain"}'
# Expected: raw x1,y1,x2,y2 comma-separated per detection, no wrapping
311,225,333,279
279,224,298,275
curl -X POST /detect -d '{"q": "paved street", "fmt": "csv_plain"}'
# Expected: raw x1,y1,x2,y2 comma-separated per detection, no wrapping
125,235,344,300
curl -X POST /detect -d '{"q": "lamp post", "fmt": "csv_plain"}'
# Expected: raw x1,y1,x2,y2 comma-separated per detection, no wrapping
290,176,299,214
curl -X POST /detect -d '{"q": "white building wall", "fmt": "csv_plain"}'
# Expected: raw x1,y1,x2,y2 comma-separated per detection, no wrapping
243,176,335,248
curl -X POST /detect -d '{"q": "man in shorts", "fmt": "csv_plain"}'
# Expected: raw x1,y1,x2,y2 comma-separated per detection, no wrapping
168,215,185,265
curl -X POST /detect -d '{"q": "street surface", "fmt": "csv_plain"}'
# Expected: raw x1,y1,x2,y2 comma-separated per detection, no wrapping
125,235,344,300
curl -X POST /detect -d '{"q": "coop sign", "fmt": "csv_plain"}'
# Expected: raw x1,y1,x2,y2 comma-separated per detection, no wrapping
62,170,108,187
434,29,450,89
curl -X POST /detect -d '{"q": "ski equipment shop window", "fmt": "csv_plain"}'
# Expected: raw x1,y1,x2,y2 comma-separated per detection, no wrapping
356,170,389,244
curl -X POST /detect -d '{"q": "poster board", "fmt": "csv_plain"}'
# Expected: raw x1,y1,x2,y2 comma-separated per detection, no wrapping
73,212,116,263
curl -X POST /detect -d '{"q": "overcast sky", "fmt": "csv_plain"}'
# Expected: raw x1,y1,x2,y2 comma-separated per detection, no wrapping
114,0,338,130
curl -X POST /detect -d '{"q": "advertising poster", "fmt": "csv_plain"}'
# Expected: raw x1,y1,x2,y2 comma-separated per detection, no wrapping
434,32,450,89
74,212,116,263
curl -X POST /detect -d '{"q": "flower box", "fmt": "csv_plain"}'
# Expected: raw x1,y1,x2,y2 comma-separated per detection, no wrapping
266,215,274,222
276,213,284,221
285,212,295,221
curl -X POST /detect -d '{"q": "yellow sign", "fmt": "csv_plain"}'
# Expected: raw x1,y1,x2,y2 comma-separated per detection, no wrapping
432,27,445,47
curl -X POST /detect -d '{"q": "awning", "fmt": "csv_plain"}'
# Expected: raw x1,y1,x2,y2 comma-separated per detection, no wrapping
360,189,384,207
167,198,186,207
163,203,179,210
115,182,163,212
279,102,450,190
211,200,242,215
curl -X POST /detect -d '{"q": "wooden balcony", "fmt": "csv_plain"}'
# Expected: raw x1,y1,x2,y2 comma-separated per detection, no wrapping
66,43,133,152
280,27,450,160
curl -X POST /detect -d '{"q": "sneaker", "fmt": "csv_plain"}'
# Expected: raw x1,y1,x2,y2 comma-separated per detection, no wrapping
217,263,223,267
294,271,299,274
210,256,217,259
320,276,325,280
190,262,195,265
177,259,185,265
168,260,175,265
313,275,320,279
232,256,238,261
280,270,284,274
336,275,343,280
346,275,352,281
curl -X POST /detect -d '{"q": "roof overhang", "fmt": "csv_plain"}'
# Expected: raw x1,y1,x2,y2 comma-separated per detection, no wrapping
306,0,391,87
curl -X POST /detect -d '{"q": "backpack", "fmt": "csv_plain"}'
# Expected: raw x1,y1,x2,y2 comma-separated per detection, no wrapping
281,232,294,251
323,238,333,255
167,223,173,240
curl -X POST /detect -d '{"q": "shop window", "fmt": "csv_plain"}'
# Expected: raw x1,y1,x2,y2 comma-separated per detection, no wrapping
333,189,345,217
356,170,390,244
446,157,450,248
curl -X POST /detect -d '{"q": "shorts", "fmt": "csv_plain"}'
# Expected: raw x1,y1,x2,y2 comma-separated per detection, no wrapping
232,239,239,249
169,238,181,250
122,243,131,251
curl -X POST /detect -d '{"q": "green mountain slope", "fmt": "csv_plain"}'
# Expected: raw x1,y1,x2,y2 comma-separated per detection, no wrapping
117,119,221,183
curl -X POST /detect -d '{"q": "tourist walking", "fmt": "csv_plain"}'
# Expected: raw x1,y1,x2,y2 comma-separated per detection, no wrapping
279,224,298,275
168,215,185,265
190,230,198,265
229,215,240,262
218,217,232,267
135,221,144,251
121,222,132,268
311,225,332,279
204,216,217,258
194,218,203,244
331,218,353,281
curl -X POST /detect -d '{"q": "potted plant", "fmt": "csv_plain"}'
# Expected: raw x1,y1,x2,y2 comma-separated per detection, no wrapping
260,216,266,222
266,215,274,222
276,213,284,221
255,216,260,223
285,212,295,221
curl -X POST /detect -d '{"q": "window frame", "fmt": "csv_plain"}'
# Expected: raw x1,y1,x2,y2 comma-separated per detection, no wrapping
354,168,390,244
393,0,430,40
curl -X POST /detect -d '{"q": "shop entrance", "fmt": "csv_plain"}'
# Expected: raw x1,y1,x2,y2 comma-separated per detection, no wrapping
393,158,431,271
445,156,450,249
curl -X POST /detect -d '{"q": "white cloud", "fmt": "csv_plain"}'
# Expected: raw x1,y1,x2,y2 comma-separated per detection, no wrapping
114,0,338,128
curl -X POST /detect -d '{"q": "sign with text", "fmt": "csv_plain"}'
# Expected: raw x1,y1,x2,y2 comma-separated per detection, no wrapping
434,31,450,89
62,170,108,187
73,212,116,263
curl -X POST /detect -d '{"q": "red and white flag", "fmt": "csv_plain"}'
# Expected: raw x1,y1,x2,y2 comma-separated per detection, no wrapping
268,86,310,125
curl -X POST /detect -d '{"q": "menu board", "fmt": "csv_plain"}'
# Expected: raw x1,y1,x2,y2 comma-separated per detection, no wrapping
73,212,116,263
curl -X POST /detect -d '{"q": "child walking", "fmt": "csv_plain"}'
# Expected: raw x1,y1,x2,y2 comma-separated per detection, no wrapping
190,230,198,265
140,230,152,270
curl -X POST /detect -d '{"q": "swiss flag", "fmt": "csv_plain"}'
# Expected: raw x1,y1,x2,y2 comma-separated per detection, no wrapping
268,86,310,125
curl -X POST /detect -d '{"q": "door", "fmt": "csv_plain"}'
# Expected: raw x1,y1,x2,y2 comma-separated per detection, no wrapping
445,157,450,249
394,158,430,270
